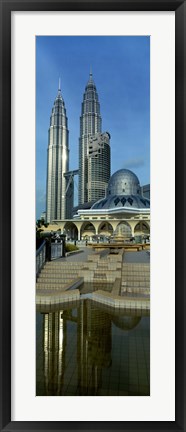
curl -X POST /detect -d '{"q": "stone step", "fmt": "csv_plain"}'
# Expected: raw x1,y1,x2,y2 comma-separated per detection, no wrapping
122,268,149,272
125,287,150,294
122,276,150,281
37,279,71,284
36,289,80,305
122,267,150,271
94,273,106,278
45,263,81,267
98,264,109,270
36,283,68,290
122,281,150,287
123,262,150,265
122,272,150,277
40,270,78,276
37,277,74,284
94,268,108,272
40,270,78,275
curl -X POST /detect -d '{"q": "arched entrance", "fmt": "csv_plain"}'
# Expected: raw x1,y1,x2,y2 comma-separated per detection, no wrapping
80,222,96,241
98,221,113,240
63,222,78,240
114,221,132,239
134,221,150,236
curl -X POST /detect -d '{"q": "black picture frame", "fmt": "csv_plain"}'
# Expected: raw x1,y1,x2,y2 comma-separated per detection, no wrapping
0,0,185,430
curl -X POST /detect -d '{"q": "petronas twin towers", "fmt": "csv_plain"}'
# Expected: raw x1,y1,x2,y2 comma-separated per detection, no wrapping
46,72,111,223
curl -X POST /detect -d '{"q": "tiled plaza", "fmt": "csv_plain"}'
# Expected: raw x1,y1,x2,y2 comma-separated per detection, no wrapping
36,248,150,396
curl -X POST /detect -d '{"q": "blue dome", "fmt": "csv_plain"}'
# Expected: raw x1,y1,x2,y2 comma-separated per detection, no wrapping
107,169,140,196
91,169,150,211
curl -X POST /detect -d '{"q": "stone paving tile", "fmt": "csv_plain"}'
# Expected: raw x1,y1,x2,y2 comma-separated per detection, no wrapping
123,251,150,263
56,246,95,263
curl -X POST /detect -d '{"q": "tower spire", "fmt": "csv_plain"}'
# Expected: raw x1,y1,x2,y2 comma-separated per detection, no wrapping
87,67,94,86
58,77,61,91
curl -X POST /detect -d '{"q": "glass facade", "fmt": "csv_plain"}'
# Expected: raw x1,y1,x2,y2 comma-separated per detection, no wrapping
141,184,150,199
79,73,110,205
46,86,72,222
87,132,111,202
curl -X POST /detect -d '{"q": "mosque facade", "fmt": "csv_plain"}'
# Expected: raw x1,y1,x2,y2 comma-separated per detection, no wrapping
49,168,150,242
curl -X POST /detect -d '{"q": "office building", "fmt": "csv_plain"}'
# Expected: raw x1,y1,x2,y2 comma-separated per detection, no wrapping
141,184,150,199
87,132,111,202
79,72,110,205
46,82,71,222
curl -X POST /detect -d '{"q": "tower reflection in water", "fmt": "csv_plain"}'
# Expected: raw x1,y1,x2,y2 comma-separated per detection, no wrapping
36,300,149,396
77,301,112,395
43,311,66,395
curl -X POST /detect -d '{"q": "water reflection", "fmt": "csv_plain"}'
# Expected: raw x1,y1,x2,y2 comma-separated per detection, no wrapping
42,311,66,395
77,302,112,395
36,300,150,396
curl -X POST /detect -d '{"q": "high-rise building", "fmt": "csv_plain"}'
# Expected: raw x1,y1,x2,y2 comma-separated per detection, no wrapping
141,184,150,199
79,72,103,205
87,132,111,202
46,82,71,222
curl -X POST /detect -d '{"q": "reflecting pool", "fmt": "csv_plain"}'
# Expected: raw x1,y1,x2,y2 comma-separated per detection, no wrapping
36,300,150,396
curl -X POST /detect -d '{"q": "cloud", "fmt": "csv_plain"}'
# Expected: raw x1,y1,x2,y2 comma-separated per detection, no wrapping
122,158,145,169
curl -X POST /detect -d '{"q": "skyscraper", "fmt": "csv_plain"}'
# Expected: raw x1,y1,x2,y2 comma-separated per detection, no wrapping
79,72,103,205
46,82,71,222
87,132,111,202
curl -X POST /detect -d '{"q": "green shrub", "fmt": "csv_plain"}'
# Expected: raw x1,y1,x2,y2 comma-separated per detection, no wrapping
65,243,79,252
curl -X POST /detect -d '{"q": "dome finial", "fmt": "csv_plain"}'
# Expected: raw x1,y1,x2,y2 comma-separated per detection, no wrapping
58,77,61,91
90,65,92,78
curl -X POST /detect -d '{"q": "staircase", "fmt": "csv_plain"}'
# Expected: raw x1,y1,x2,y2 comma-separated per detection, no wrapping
121,263,150,295
36,261,84,306
36,261,83,290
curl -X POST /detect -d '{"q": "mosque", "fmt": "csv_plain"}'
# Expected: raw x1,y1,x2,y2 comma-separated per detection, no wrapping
48,168,150,242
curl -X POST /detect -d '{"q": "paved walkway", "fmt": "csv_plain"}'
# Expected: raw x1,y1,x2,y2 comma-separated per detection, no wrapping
123,250,150,263
56,246,150,264
56,246,95,263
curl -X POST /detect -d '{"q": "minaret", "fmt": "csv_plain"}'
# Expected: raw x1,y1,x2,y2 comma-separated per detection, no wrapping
46,81,69,222
78,71,102,205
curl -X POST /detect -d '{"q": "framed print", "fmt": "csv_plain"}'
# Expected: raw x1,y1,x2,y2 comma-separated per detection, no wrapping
0,0,185,431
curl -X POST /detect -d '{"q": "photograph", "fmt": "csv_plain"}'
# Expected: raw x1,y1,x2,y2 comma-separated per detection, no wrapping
1,0,185,428
36,35,150,397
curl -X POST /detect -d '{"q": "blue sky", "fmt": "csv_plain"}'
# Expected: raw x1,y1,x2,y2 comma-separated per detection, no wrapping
36,36,150,219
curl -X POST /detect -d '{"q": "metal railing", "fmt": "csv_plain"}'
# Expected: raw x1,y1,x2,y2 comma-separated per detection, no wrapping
36,236,65,279
51,241,63,260
36,240,46,278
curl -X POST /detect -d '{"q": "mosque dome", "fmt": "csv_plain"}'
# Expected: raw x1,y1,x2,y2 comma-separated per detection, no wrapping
91,168,150,211
111,315,141,331
107,169,140,196
91,194,150,210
